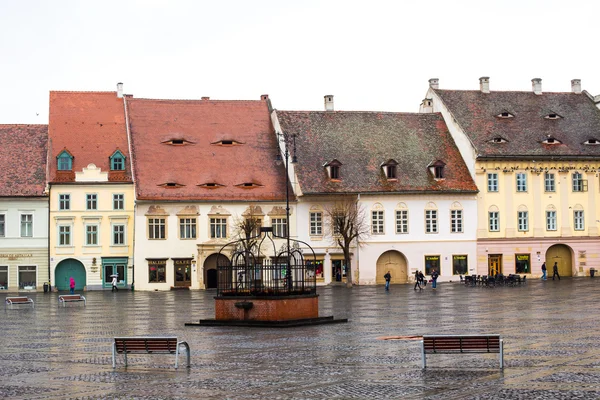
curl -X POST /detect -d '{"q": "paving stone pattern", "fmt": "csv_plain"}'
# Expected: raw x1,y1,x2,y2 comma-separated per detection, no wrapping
2,278,600,399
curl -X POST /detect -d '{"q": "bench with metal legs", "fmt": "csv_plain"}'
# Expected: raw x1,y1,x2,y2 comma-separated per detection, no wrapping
112,337,191,369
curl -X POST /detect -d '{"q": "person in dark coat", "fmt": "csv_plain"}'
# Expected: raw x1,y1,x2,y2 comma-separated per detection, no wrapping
552,262,560,280
384,271,391,291
414,270,421,290
541,262,547,280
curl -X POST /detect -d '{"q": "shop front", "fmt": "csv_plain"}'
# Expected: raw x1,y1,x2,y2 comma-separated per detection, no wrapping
102,257,128,289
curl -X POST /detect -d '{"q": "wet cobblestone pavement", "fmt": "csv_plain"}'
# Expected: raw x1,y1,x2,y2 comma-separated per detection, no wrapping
3,278,600,399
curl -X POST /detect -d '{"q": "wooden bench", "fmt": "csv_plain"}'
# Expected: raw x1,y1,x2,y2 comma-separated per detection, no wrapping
4,296,34,310
421,334,503,369
112,337,190,369
58,294,86,307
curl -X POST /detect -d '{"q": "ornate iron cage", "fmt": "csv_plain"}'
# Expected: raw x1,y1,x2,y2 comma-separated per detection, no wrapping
216,227,317,296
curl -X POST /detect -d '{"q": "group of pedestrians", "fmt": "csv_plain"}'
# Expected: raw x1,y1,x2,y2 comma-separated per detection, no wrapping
384,269,439,292
541,262,561,280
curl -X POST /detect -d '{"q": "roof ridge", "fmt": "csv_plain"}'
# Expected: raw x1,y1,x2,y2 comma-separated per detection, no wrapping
277,110,442,116
0,124,48,127
50,90,117,94
436,88,580,95
129,97,266,103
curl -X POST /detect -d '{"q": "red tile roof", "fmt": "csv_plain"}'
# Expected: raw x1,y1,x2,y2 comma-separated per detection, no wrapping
0,125,48,197
48,91,131,183
276,111,478,194
434,89,600,159
127,98,288,201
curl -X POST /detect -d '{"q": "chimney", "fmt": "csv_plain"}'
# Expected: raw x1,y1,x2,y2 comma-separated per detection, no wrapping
116,82,123,98
571,79,582,94
260,94,269,100
428,78,439,89
201,97,210,100
324,95,334,111
532,78,542,95
419,98,433,113
479,77,490,93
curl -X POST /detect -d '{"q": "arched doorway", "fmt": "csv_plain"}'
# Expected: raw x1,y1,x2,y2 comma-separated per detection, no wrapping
55,259,86,291
376,250,408,284
203,253,228,289
545,244,573,277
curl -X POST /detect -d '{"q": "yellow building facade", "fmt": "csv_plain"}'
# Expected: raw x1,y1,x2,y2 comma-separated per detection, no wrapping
50,178,135,290
476,161,600,277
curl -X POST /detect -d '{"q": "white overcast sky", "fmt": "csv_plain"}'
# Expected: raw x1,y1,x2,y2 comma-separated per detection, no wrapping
1,0,598,123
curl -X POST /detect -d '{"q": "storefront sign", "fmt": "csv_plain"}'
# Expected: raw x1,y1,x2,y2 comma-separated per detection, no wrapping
0,253,32,260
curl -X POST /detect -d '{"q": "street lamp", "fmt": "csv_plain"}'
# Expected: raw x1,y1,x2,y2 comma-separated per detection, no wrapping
277,131,297,291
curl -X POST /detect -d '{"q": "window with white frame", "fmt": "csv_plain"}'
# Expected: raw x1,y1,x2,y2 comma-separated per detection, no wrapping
546,210,557,231
179,217,197,239
516,173,527,192
572,172,587,192
425,209,438,233
210,217,227,238
59,194,70,210
309,212,322,236
18,265,36,289
272,217,287,237
544,172,555,192
86,224,98,245
20,214,33,237
489,211,500,232
113,194,124,210
451,209,463,233
396,209,408,234
113,224,125,245
0,214,4,237
574,210,585,231
0,265,7,289
86,194,97,210
487,173,498,192
371,210,384,234
148,218,166,239
517,211,529,231
59,225,71,245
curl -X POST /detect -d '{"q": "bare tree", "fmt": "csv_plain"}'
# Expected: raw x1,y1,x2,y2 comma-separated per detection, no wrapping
324,195,370,287
233,205,263,253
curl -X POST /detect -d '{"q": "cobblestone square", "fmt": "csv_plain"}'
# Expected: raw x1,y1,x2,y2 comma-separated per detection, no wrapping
2,278,600,399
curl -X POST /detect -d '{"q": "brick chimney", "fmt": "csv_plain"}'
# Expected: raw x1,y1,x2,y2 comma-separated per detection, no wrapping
261,94,269,100
324,95,334,111
571,79,582,94
532,78,542,95
201,97,210,100
479,77,490,93
116,82,123,98
429,78,439,89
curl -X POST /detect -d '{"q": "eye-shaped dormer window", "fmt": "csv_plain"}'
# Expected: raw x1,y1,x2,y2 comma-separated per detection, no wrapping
211,139,244,146
584,139,600,145
158,182,185,188
198,182,225,189
545,113,562,120
162,138,194,146
496,111,514,119
235,182,263,189
491,137,508,144
542,137,562,145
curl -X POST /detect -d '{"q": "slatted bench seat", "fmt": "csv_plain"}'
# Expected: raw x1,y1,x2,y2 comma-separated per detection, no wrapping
58,294,86,307
4,296,34,310
112,337,190,369
421,334,503,369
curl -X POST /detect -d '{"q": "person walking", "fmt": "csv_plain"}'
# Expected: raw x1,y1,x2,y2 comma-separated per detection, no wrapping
541,262,547,280
384,270,391,291
419,270,426,288
69,276,75,294
552,262,561,280
414,270,421,290
431,269,439,290
111,275,119,292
